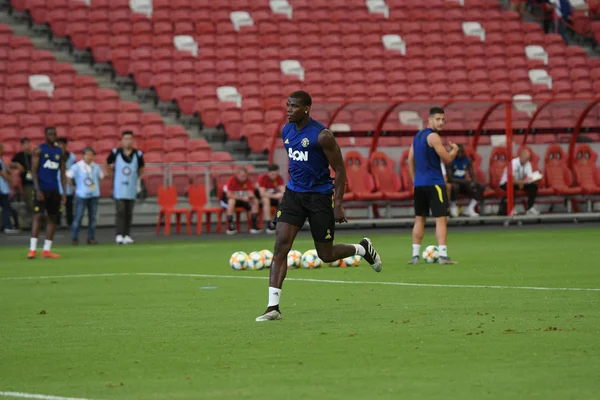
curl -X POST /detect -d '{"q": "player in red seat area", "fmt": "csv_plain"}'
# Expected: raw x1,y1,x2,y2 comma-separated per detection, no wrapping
221,167,261,235
256,164,285,234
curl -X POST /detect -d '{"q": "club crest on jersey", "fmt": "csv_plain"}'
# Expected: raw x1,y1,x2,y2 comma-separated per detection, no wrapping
288,148,308,162
301,138,309,148
122,166,132,176
55,154,60,160
42,159,60,170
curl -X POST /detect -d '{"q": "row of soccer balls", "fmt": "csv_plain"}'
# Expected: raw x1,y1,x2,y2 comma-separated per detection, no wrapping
229,249,363,270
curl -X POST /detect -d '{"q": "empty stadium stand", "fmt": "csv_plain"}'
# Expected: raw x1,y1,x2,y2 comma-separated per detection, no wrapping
1,0,600,222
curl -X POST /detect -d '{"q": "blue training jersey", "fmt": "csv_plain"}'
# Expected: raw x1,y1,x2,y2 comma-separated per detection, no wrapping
37,143,63,191
283,118,334,194
413,128,445,187
451,156,470,180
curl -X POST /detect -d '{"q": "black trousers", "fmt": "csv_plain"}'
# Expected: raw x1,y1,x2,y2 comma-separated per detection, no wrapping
499,183,538,213
115,199,135,236
58,194,74,226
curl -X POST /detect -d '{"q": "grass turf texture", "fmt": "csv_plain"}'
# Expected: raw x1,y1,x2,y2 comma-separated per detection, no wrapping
1,228,599,400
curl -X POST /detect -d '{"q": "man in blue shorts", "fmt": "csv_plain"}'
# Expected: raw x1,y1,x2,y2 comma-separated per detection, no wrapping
255,91,383,322
28,127,66,259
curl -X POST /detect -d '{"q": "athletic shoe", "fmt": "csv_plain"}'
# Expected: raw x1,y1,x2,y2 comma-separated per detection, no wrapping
359,238,382,272
41,250,60,259
464,207,479,217
449,205,459,217
438,256,457,265
4,228,19,234
226,228,237,235
116,235,124,245
123,235,135,244
72,240,78,246
87,239,97,245
250,228,261,234
407,256,420,265
255,309,282,322
27,250,36,259
526,207,540,216
266,221,276,234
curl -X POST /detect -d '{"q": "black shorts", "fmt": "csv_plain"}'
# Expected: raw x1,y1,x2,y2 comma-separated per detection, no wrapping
276,189,335,243
414,185,449,218
454,180,472,195
33,189,61,217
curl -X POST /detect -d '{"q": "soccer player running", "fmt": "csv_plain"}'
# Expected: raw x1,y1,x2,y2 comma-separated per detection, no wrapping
255,91,383,322
28,127,66,259
407,107,459,265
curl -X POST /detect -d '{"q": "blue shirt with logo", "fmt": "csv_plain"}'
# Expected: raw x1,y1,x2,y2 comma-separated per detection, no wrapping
37,143,63,191
413,128,445,187
451,156,470,180
282,118,333,194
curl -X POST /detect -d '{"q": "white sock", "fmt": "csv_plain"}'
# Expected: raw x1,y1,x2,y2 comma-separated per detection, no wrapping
268,287,281,307
353,244,366,256
30,238,38,251
450,201,457,208
43,240,52,252
439,245,448,257
412,244,421,258
469,199,478,208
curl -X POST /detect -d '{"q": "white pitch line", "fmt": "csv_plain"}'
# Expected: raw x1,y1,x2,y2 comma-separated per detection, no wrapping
0,391,94,400
1,272,600,292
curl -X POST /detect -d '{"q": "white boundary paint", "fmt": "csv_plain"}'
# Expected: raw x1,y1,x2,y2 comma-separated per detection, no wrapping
0,391,93,400
1,272,599,292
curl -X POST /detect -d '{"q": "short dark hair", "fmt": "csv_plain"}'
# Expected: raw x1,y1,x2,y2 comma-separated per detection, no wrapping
267,164,279,172
45,127,57,135
20,138,30,144
56,137,68,144
122,130,134,137
236,166,248,173
429,107,445,116
289,90,312,106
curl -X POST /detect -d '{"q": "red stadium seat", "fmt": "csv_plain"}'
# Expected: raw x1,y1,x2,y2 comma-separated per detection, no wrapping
369,152,411,201
572,144,600,195
344,151,383,201
543,145,582,196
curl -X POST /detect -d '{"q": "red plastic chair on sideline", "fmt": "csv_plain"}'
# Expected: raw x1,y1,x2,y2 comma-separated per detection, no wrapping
188,184,224,234
155,185,191,236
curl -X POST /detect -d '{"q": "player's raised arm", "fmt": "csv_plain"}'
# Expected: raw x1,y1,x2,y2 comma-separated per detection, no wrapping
318,129,347,223
427,133,458,165
408,144,415,180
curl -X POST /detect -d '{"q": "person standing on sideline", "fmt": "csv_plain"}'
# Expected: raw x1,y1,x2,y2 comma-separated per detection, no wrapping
28,127,66,259
105,131,144,245
256,164,285,234
67,147,104,245
0,143,19,234
56,138,76,228
407,107,459,265
10,138,34,227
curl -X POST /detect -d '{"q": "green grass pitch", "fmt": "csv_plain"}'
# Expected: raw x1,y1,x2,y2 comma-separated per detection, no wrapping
1,227,600,400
